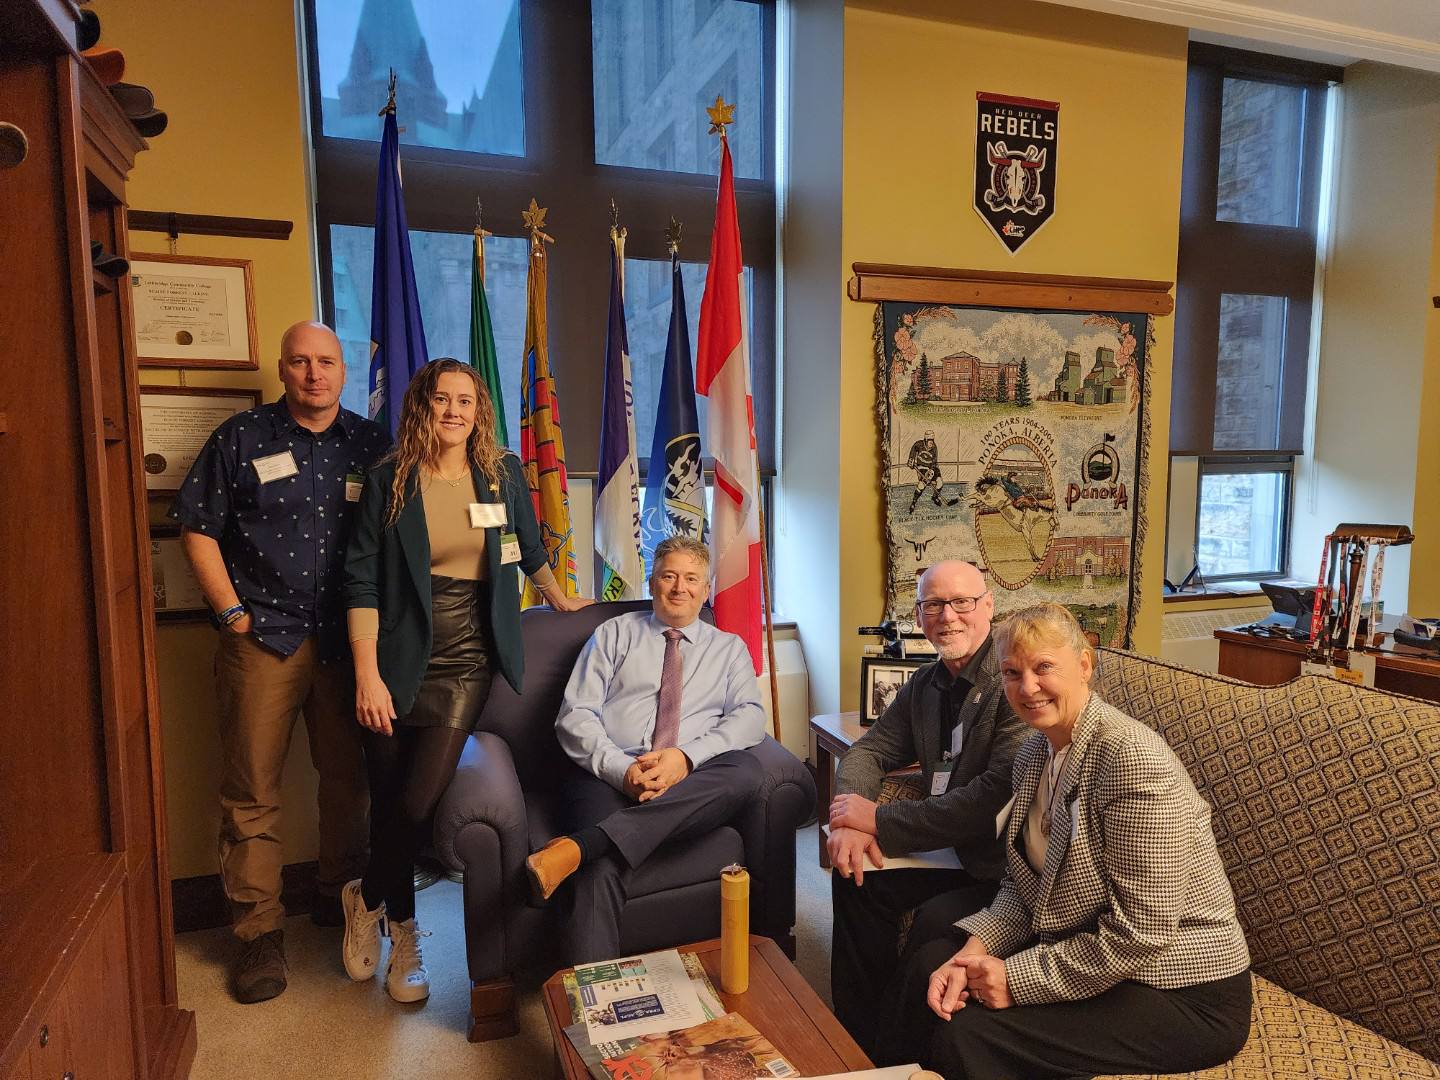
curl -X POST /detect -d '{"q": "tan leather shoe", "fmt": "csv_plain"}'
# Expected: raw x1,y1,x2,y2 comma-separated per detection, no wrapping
526,837,581,904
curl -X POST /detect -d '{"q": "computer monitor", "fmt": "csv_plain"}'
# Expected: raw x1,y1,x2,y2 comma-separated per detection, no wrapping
1260,582,1317,636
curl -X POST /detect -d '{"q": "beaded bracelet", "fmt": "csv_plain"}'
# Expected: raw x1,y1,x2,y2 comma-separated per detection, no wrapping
213,603,246,629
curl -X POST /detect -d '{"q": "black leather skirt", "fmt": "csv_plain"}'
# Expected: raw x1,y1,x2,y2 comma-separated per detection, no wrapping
399,574,494,731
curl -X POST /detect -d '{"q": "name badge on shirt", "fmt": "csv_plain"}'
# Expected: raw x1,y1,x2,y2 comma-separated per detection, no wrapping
930,756,955,796
252,450,299,484
345,472,364,502
498,530,521,565
468,502,508,529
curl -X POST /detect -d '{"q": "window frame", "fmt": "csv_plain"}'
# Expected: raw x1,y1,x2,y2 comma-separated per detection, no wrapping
1170,43,1340,457
1193,453,1295,582
300,0,778,477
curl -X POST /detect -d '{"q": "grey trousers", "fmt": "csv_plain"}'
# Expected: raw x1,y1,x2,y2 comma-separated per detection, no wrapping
558,749,764,964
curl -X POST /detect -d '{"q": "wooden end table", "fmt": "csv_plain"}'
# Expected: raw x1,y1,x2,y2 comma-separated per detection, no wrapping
541,935,872,1079
810,711,867,869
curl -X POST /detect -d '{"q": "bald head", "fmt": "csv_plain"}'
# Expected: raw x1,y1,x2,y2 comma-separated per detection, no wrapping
916,560,995,673
277,320,345,427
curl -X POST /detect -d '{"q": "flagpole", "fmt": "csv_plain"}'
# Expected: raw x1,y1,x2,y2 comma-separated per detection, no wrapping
757,497,781,742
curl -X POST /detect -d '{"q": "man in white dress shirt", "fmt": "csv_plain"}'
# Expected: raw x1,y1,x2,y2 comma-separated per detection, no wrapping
525,535,766,962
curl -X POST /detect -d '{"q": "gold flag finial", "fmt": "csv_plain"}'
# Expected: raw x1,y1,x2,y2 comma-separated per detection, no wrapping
379,68,397,116
706,95,736,137
473,198,492,241
523,197,554,251
665,216,683,256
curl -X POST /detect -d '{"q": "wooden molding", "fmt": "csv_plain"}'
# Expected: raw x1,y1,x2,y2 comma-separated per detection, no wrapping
849,263,1175,315
128,210,293,241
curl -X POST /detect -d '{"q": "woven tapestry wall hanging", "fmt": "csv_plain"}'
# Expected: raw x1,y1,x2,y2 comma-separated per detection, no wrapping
861,268,1165,649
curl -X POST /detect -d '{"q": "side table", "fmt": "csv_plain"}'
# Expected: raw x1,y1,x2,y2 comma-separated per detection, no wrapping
810,711,867,869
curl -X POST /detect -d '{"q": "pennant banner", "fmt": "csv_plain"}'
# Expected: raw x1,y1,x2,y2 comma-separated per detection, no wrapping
595,227,644,601
973,91,1060,255
368,108,428,435
641,251,707,576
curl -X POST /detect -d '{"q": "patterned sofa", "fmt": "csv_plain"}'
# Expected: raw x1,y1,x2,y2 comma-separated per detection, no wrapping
1091,649,1440,1079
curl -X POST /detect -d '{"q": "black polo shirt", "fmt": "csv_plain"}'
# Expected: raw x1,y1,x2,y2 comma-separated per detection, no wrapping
933,637,993,749
168,397,389,659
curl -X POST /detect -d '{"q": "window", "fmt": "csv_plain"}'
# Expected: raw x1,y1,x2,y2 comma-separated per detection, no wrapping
1195,458,1292,580
305,0,777,473
1167,45,1340,584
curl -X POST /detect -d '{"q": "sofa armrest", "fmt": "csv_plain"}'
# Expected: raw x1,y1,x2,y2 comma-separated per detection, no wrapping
433,732,529,983
734,735,816,941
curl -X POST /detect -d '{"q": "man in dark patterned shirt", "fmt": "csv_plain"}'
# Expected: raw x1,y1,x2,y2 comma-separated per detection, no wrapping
169,321,389,1003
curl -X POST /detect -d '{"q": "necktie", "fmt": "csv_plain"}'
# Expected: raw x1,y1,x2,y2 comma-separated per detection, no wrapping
652,627,684,750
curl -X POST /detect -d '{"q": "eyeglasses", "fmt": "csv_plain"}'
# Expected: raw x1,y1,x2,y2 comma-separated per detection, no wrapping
916,593,988,617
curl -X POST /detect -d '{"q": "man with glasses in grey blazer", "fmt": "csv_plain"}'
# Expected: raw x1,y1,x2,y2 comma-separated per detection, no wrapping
828,559,1028,1057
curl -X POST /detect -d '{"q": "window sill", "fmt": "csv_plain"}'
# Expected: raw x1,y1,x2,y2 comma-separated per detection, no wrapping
1163,586,1267,607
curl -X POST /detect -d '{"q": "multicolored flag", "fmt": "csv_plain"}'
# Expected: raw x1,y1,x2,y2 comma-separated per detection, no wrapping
367,101,428,436
595,222,643,601
517,199,577,606
641,242,707,577
696,99,763,674
468,223,509,445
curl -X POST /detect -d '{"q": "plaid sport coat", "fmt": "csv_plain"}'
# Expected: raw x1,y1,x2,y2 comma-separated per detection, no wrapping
958,694,1251,1005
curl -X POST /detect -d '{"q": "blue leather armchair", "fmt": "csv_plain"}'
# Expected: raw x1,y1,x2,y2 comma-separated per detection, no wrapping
432,600,815,1040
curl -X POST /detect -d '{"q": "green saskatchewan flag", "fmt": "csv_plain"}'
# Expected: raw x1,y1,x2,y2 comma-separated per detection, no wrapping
469,228,509,446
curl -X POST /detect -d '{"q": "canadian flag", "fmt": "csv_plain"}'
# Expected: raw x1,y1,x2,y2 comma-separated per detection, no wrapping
696,134,763,674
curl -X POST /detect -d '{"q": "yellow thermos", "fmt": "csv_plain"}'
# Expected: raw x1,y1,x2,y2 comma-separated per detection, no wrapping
720,863,750,994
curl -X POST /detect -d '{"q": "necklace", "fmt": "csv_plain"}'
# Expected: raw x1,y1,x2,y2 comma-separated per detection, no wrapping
1040,746,1066,834
430,465,469,488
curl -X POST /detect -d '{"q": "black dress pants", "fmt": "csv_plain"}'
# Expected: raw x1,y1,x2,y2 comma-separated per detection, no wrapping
558,749,764,964
831,868,997,1059
876,934,1252,1079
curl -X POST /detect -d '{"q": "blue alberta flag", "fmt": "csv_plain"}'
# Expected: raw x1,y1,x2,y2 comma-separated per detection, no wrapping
640,252,707,577
367,108,428,436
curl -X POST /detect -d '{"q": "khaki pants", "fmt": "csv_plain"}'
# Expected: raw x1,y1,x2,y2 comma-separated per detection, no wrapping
215,632,369,940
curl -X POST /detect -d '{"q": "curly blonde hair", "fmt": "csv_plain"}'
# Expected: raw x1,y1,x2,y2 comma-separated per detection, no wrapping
382,358,510,527
993,602,1097,680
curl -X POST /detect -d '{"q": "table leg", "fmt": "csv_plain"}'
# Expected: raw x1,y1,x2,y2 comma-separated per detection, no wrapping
815,740,833,870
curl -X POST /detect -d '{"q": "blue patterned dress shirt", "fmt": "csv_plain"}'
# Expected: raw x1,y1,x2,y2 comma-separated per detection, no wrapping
168,398,389,659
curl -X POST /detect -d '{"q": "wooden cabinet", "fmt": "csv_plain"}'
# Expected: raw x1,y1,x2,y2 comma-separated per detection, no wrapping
1,5,194,1078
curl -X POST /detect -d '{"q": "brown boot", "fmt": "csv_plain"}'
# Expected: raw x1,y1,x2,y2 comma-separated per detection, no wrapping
231,929,287,1004
525,837,582,904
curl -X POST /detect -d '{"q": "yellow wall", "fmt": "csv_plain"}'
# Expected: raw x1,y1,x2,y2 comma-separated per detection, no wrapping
838,0,1188,706
1409,157,1440,611
94,0,322,877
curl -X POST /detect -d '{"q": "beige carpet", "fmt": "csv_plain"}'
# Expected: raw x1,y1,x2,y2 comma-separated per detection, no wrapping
176,825,835,1078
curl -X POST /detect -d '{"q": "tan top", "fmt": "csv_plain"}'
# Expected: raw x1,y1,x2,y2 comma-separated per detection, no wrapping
1024,743,1070,875
348,469,559,643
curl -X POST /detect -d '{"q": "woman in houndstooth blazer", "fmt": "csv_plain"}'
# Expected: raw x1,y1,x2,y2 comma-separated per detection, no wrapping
878,603,1252,1079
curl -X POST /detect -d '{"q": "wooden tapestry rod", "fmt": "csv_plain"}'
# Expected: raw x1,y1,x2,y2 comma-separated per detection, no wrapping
128,210,293,242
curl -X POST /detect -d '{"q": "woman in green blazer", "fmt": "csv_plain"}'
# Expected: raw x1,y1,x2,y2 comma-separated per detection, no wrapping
340,358,589,1003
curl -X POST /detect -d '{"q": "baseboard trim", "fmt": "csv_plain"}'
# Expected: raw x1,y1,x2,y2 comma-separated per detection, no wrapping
170,861,319,934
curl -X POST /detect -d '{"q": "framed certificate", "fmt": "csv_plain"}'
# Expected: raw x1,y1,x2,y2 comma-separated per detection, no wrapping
139,386,261,493
149,525,209,621
130,253,259,369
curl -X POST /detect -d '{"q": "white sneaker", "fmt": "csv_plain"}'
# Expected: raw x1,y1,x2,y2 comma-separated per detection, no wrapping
341,879,384,982
384,917,431,1003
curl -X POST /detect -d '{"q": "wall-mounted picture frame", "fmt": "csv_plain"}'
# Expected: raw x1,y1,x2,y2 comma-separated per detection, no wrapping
859,655,931,725
140,385,261,493
150,525,209,622
131,252,259,370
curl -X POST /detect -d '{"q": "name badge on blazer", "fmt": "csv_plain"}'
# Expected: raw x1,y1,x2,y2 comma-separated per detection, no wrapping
498,530,521,564
468,502,508,529
252,450,299,484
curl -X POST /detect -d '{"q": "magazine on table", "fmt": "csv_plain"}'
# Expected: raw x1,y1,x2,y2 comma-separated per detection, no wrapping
573,1011,799,1080
573,948,709,1043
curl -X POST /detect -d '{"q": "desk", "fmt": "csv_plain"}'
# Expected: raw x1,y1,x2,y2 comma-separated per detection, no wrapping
1214,625,1440,702
810,712,866,869
541,936,872,1079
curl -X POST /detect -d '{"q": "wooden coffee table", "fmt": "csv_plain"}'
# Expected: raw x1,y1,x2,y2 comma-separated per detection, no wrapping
541,935,872,1079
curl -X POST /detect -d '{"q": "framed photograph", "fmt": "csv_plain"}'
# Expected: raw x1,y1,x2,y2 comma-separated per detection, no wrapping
130,252,259,369
859,655,930,725
140,386,261,493
150,526,208,622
